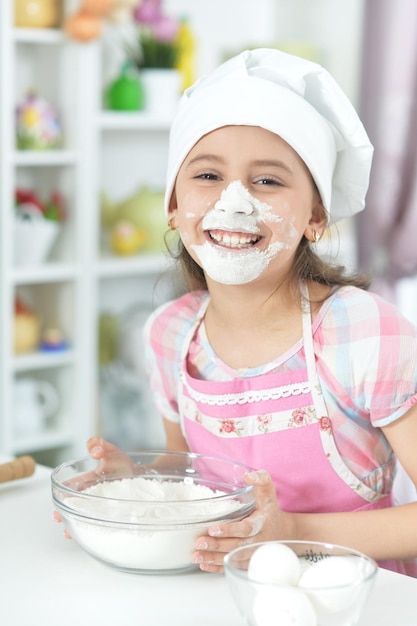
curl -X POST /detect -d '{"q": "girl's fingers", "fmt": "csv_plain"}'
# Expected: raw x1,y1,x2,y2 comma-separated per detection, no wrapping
87,436,120,458
245,469,278,504
205,513,267,541
86,437,136,475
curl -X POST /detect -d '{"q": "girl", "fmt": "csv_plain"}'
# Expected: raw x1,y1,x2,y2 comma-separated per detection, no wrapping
93,49,417,575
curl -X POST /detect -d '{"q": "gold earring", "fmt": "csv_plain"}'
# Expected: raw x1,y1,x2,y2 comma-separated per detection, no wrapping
168,218,176,231
312,230,321,243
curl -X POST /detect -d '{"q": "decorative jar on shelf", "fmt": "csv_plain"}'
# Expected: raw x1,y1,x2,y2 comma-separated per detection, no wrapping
16,91,62,151
14,215,60,266
14,0,61,29
141,68,181,118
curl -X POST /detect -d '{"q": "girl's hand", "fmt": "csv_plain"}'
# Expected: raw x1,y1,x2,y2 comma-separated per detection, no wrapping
62,437,136,490
85,436,137,478
192,470,296,573
53,437,134,535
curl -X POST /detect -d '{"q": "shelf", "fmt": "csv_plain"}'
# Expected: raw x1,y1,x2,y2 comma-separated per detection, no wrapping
13,150,78,167
99,111,172,132
12,349,76,373
13,27,65,45
12,263,79,285
11,428,74,454
96,253,172,278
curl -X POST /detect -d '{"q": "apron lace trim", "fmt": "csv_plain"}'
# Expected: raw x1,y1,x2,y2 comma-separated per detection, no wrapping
181,373,311,406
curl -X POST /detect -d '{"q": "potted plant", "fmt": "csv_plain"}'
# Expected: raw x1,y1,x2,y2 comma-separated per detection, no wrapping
14,188,66,266
129,0,182,117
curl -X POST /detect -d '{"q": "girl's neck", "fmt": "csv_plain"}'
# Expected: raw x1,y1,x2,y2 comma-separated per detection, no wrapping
206,275,301,324
203,278,304,369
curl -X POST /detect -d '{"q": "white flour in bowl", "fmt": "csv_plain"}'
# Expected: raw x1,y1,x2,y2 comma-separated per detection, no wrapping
63,476,244,572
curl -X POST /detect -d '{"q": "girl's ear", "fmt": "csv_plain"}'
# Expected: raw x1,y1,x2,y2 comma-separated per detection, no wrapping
168,189,177,213
167,191,178,230
304,197,328,242
168,189,178,215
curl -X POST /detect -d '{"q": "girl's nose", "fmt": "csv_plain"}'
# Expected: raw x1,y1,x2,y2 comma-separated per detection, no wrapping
214,180,254,215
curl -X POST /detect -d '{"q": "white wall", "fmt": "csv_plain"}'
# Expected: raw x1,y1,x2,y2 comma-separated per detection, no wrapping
165,0,365,102
273,0,365,103
165,0,279,73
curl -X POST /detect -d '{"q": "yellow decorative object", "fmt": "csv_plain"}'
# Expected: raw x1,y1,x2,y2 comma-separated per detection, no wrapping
174,17,196,91
14,0,61,28
14,298,41,354
110,221,147,256
14,313,40,354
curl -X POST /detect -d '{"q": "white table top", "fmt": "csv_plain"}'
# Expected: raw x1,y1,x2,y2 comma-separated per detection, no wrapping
1,462,417,626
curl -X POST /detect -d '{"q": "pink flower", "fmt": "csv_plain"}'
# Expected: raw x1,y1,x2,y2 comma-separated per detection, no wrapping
130,0,180,68
220,419,236,434
291,409,307,425
151,15,179,42
133,0,162,25
319,416,332,431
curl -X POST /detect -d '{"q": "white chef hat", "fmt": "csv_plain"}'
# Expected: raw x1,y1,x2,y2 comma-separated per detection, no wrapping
164,48,373,223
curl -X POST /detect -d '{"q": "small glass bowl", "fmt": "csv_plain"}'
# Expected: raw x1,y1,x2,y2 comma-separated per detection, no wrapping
224,540,378,626
51,450,255,574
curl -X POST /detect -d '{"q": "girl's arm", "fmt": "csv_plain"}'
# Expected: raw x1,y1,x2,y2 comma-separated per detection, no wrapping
192,404,417,573
164,417,190,452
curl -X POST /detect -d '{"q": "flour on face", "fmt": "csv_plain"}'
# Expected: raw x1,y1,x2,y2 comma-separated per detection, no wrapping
190,180,290,285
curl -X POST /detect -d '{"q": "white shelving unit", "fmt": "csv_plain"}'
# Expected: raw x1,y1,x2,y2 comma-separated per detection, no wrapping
0,2,100,465
0,4,174,464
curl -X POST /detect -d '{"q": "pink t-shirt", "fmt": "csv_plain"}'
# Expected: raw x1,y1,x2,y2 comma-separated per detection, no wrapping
144,286,417,495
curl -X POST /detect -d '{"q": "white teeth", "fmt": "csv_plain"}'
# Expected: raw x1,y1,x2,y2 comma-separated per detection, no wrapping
209,230,260,247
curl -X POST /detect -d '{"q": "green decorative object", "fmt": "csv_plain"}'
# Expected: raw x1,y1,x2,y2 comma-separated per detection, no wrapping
98,313,119,365
106,63,144,112
101,186,169,254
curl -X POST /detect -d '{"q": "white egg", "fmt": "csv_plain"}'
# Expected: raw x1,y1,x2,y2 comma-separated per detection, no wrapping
248,543,301,585
253,586,317,626
299,556,362,613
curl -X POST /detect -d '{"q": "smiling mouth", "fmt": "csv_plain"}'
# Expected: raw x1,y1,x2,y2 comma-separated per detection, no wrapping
207,229,262,249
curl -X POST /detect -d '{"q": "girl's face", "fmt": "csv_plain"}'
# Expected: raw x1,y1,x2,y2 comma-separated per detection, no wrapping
169,125,326,286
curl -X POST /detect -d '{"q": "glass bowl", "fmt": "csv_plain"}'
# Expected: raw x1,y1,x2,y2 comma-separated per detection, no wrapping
224,540,378,626
51,450,255,574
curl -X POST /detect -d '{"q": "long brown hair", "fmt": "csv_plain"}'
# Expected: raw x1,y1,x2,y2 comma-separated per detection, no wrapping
165,231,370,298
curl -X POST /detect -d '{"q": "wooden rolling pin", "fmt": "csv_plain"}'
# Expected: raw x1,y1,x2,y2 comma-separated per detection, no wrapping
0,455,36,483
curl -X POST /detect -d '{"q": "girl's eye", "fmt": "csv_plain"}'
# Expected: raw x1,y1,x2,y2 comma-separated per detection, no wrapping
255,177,283,186
196,172,219,181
